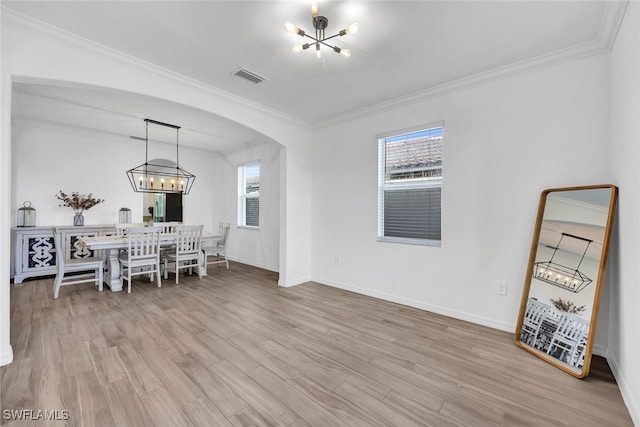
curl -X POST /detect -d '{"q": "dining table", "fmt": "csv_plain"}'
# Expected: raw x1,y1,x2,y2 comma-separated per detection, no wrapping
80,231,221,292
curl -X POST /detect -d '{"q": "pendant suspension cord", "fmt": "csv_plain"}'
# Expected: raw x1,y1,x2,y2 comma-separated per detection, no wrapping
574,240,592,273
176,128,180,182
547,233,564,264
144,120,149,188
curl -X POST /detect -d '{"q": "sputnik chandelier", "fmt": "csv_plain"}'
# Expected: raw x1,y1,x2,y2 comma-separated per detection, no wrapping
284,2,358,59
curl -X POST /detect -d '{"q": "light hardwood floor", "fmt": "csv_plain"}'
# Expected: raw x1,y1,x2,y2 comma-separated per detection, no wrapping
2,263,633,426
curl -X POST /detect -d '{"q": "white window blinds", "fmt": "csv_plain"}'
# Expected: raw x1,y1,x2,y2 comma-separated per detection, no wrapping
378,125,443,245
238,162,260,227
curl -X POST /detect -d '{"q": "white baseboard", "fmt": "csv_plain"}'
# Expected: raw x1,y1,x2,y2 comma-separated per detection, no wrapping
227,257,278,273
312,277,514,333
607,351,640,426
592,343,608,358
278,275,312,288
0,345,13,366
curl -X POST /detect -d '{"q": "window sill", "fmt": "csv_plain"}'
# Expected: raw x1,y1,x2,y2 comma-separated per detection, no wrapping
377,236,441,247
238,225,260,231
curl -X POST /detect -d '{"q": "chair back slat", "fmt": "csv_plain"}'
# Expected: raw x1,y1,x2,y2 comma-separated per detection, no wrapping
116,223,145,237
524,299,548,326
154,222,181,234
556,314,589,341
126,226,161,260
176,225,203,255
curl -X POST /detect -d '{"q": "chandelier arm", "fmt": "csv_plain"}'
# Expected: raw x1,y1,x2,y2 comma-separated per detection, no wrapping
318,40,337,50
301,33,320,43
321,33,342,43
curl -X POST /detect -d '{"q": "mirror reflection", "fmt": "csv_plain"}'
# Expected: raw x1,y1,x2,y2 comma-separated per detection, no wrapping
142,158,183,224
516,185,617,377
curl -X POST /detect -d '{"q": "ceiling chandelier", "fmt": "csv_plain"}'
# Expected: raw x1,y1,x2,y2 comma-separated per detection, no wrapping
284,2,358,59
532,232,593,293
126,118,196,195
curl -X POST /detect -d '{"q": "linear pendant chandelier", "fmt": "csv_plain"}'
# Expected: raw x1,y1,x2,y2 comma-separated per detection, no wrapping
532,232,593,293
284,2,358,59
126,119,196,195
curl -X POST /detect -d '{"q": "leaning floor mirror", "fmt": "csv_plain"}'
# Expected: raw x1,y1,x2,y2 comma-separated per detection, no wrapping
515,184,618,378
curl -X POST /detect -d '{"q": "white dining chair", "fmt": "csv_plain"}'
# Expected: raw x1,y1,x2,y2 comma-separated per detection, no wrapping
521,298,548,347
115,223,145,236
163,225,204,284
546,313,589,366
153,221,181,234
119,226,162,293
52,227,104,299
203,222,230,270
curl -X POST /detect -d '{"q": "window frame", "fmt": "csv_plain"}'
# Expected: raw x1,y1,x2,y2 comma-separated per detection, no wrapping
377,122,444,247
237,160,260,229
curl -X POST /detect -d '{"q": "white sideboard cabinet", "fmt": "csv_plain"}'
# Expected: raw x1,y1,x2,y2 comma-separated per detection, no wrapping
11,225,116,284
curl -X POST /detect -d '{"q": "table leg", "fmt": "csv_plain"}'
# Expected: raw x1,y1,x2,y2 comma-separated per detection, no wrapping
192,250,208,277
103,248,123,292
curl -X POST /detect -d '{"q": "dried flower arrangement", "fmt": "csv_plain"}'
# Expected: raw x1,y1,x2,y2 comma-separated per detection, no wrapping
55,191,105,215
549,297,586,314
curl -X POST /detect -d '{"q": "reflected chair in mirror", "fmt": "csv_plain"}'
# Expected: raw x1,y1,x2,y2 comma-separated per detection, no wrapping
119,226,162,293
52,227,104,299
546,313,589,367
203,222,230,271
520,298,548,347
163,225,204,284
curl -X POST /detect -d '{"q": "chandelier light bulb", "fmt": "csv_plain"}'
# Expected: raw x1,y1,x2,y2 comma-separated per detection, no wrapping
340,48,351,58
346,22,359,35
284,21,296,33
315,44,322,59
311,2,318,17
292,45,303,53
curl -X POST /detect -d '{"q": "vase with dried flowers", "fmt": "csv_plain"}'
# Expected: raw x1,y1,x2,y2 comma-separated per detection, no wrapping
55,191,105,226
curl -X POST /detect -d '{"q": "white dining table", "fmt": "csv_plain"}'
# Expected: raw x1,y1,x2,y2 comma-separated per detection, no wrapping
80,232,221,292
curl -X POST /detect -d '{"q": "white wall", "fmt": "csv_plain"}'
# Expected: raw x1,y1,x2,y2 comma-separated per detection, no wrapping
11,122,219,229
609,1,640,424
210,143,281,272
310,54,612,342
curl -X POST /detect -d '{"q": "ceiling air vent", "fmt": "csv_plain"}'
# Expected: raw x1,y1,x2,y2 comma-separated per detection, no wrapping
233,67,267,85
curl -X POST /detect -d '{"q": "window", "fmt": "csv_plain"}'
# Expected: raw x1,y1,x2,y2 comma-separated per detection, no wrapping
377,124,443,245
238,162,260,228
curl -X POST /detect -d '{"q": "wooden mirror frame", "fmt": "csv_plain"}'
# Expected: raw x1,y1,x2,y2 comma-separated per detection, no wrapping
514,184,618,378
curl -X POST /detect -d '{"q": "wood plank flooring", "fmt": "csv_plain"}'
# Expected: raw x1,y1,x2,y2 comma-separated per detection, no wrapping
2,263,633,426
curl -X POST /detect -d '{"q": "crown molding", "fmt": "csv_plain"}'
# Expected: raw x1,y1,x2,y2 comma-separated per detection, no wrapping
1,7,312,130
314,0,629,129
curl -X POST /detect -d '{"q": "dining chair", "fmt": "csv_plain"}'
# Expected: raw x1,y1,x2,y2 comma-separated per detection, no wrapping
119,226,162,293
163,225,204,284
203,222,230,270
115,223,145,236
546,313,589,366
520,298,548,347
52,227,104,299
154,221,181,269
153,221,181,234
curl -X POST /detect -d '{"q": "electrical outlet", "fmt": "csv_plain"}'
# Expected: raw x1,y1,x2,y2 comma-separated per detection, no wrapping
496,281,508,296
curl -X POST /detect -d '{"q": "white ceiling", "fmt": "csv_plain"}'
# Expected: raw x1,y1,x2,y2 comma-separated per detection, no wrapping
3,1,625,152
